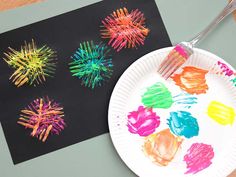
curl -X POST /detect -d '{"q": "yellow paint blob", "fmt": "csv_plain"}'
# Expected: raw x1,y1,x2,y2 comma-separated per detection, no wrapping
207,101,235,126
143,129,183,166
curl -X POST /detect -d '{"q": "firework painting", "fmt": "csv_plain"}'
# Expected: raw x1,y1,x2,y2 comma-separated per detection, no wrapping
101,7,150,52
0,0,172,164
3,39,57,87
69,41,113,89
17,97,66,142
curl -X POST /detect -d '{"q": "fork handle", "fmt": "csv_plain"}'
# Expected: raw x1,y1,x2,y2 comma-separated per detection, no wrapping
189,0,236,47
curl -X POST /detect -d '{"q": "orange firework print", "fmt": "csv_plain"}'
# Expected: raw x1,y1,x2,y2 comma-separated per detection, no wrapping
101,7,150,52
172,66,209,95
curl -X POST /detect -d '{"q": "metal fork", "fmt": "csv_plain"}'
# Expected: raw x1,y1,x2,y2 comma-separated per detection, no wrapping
158,0,236,80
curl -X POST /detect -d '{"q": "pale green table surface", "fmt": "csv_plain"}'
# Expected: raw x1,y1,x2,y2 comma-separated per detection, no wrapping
0,0,236,177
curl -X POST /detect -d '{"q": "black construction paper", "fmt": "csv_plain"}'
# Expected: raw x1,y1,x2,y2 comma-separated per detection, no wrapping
0,0,171,164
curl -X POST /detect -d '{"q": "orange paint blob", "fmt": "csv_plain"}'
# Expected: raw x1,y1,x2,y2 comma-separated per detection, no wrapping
143,129,183,166
172,66,208,94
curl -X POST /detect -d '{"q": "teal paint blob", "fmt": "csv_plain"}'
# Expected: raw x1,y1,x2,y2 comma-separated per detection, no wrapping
167,111,199,138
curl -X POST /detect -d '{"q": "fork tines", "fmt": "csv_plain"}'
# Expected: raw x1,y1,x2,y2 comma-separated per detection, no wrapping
158,43,193,79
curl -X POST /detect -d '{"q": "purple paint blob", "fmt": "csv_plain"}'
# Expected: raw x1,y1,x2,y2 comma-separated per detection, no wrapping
127,106,160,136
184,143,214,174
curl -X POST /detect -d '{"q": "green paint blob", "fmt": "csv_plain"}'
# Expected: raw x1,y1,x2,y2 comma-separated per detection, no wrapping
142,82,173,109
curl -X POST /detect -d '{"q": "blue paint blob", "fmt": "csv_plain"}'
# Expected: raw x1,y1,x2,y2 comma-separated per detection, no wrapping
167,111,199,138
173,93,197,109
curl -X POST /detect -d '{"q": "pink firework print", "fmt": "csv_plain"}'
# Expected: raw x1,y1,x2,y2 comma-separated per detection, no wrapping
17,97,66,142
101,7,150,52
127,106,160,136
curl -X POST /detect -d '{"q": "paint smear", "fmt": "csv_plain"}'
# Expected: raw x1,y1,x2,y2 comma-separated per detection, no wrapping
127,106,160,136
143,129,183,166
207,101,235,125
0,0,43,11
234,9,236,22
229,0,236,22
173,92,197,109
184,143,214,174
167,111,199,139
210,61,234,77
172,66,208,94
142,82,173,109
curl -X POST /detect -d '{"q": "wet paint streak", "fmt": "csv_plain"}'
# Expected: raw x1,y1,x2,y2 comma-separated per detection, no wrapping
142,82,173,109
167,111,199,138
184,143,214,174
127,106,160,136
207,101,235,126
143,129,183,166
172,66,208,94
173,92,197,109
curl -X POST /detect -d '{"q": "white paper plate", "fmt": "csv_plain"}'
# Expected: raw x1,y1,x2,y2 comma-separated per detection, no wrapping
108,47,236,177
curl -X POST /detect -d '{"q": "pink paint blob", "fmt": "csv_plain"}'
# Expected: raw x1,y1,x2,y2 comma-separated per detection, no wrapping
184,143,214,174
127,106,160,136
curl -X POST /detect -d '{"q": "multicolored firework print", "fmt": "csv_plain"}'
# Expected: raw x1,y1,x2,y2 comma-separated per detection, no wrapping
69,41,113,89
17,97,65,142
3,39,57,87
101,7,150,52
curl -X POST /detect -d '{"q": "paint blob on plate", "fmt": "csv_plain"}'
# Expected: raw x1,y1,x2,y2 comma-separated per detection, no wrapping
127,106,160,136
167,111,199,139
143,129,183,166
184,143,214,174
172,66,208,95
142,82,173,109
207,101,235,126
